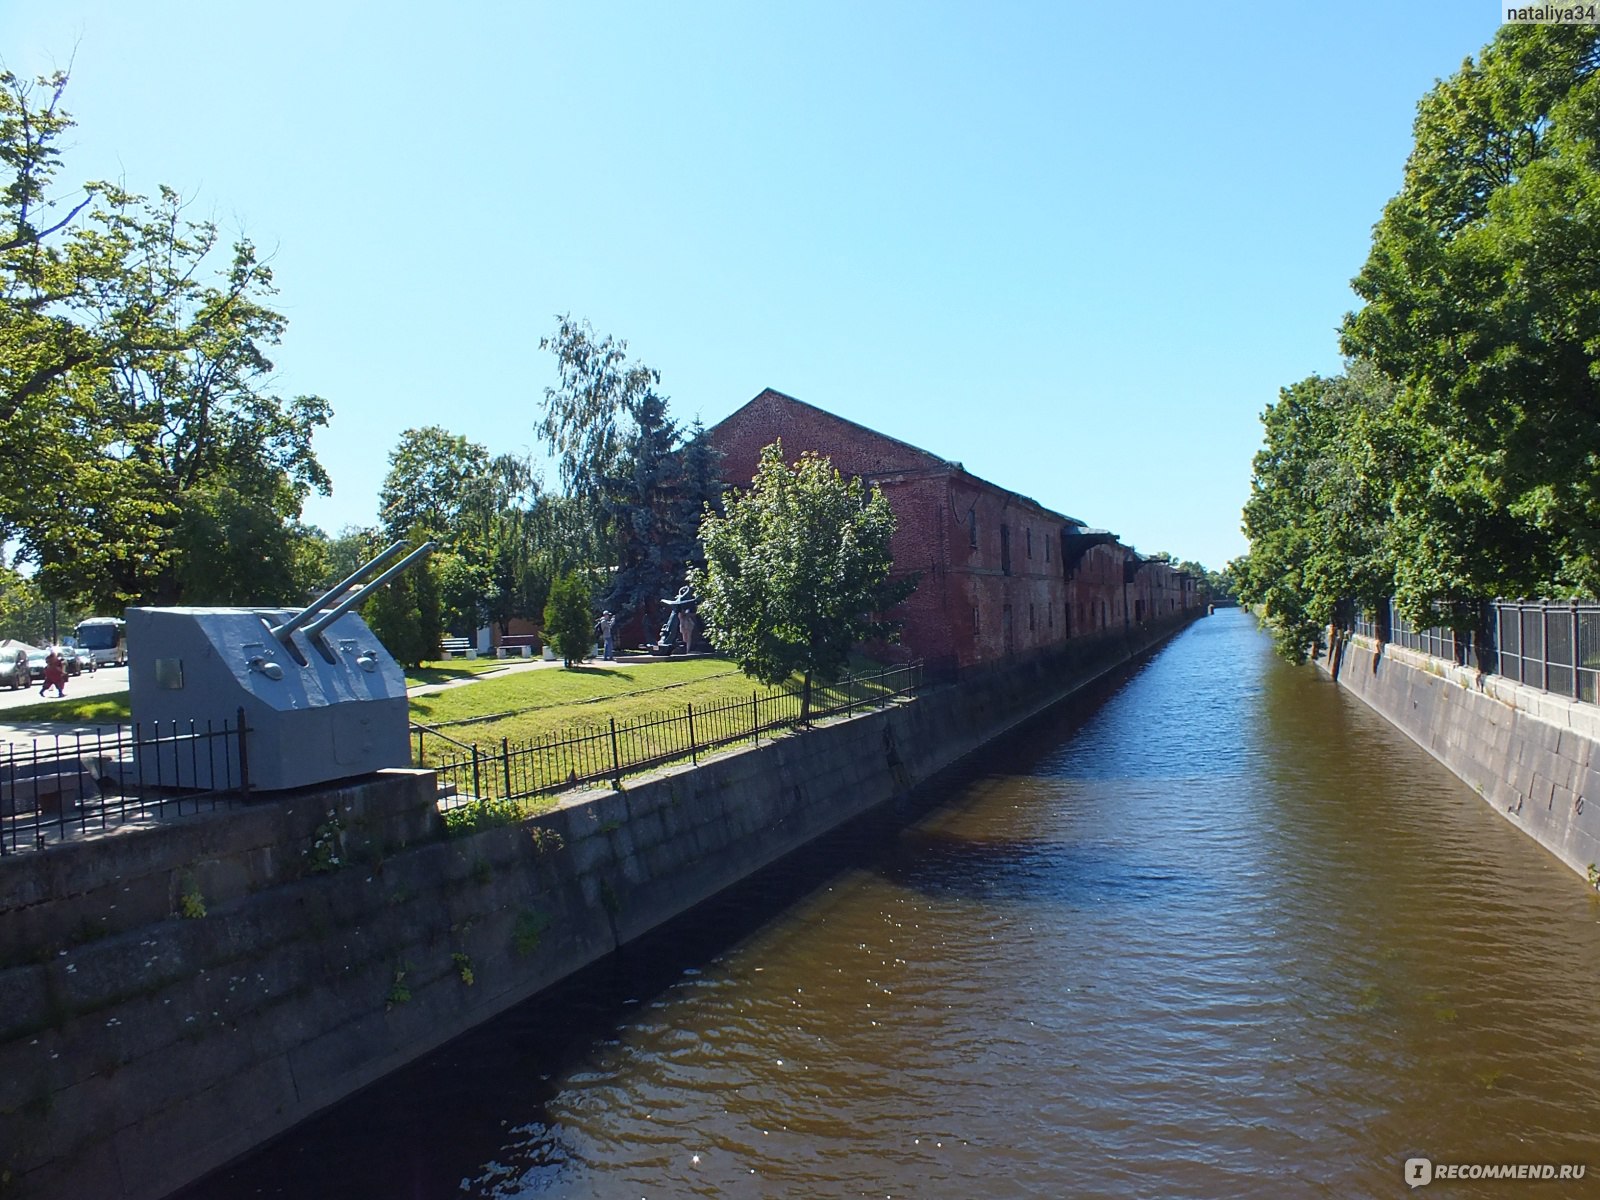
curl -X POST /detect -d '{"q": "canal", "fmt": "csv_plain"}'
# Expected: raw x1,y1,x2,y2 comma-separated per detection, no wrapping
181,608,1600,1198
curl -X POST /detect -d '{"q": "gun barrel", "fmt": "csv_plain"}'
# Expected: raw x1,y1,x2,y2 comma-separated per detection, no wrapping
303,541,436,641
270,540,409,644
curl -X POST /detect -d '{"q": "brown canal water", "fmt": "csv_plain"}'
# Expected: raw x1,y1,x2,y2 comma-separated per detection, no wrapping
179,608,1600,1199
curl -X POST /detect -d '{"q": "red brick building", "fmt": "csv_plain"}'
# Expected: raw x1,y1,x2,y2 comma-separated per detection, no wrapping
705,388,1200,675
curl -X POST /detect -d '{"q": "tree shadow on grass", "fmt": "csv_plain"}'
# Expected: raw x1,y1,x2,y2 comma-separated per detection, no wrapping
557,665,638,682
404,665,503,687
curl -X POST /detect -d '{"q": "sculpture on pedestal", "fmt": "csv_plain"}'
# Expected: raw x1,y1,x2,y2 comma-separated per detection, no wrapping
650,584,698,656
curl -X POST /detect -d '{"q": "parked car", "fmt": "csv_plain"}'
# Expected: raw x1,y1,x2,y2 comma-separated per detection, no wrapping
47,645,85,677
18,643,49,682
0,640,35,690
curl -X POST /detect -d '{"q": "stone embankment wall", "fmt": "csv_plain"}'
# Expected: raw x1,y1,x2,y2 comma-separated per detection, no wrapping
1318,632,1600,879
0,612,1200,1200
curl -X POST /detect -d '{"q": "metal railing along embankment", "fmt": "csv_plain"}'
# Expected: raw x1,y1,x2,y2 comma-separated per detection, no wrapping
418,662,923,813
0,712,252,855
1349,599,1600,707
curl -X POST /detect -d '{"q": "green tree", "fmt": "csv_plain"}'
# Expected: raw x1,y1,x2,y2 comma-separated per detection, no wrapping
0,69,332,610
691,440,916,722
1238,363,1397,661
0,563,80,644
538,316,723,626
542,571,594,668
377,426,491,545
1341,24,1600,603
319,525,382,591
1205,564,1239,606
360,549,440,668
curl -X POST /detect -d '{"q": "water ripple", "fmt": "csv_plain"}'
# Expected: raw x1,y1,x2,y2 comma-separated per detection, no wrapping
185,611,1600,1199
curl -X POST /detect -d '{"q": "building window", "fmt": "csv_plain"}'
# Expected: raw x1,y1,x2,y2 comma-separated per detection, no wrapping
1029,604,1036,632
969,511,978,549
1000,525,1011,575
973,604,980,634
1026,528,1033,559
1045,537,1050,564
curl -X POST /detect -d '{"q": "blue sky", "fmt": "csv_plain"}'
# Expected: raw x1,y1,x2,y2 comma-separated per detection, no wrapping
5,1,1506,571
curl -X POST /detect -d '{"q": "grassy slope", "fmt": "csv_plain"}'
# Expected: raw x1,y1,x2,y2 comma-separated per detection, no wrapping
410,657,759,745
3,694,132,724
4,654,901,748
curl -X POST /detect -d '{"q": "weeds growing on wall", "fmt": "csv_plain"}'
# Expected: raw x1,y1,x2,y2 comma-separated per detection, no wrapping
442,797,524,837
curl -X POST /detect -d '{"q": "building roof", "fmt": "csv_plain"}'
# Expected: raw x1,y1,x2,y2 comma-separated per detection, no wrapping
709,388,1086,527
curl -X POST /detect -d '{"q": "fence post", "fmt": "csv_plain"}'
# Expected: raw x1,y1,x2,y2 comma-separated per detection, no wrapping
236,706,250,797
609,717,622,790
1494,602,1502,677
472,744,481,801
1542,605,1551,693
687,703,698,765
1572,601,1582,700
416,726,425,766
503,736,513,799
751,691,759,746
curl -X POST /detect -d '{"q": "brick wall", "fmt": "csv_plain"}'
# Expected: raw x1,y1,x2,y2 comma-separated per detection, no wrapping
705,388,1202,674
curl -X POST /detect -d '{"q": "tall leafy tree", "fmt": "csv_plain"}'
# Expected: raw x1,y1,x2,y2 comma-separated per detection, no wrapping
538,316,723,627
377,426,497,635
377,426,491,544
362,563,438,669
1341,24,1600,602
319,525,383,591
0,560,81,644
1238,363,1398,661
692,440,916,721
1,69,332,609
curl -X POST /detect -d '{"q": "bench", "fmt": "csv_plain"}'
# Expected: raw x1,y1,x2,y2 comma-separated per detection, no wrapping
440,637,476,659
497,633,538,659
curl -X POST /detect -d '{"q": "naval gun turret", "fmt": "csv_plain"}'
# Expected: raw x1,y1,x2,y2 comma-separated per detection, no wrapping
126,541,434,791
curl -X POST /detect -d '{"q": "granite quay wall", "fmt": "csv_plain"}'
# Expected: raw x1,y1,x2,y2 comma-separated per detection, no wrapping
1318,630,1600,881
0,611,1201,1200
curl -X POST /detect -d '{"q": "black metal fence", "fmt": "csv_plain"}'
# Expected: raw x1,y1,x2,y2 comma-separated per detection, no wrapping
1348,599,1600,705
0,713,251,855
422,662,923,812
1492,600,1600,704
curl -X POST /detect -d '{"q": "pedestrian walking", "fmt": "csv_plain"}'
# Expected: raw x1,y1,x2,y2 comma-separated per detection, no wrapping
40,649,67,698
598,611,617,661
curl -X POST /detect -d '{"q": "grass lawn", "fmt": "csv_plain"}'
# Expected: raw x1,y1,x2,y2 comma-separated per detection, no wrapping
412,653,908,753
2,654,909,757
3,693,132,724
410,656,755,745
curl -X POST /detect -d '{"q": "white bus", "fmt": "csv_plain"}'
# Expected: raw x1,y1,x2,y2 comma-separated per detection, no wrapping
74,616,128,667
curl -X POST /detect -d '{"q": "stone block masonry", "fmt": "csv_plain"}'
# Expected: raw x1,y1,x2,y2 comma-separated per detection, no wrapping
1318,632,1600,881
0,612,1201,1200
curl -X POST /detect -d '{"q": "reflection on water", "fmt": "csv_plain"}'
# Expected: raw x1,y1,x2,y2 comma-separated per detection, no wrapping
183,610,1600,1199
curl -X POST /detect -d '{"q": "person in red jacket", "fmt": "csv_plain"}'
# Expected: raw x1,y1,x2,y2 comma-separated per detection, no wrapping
40,649,67,698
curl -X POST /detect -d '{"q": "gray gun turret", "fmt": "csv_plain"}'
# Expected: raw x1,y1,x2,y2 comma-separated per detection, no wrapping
127,542,436,791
